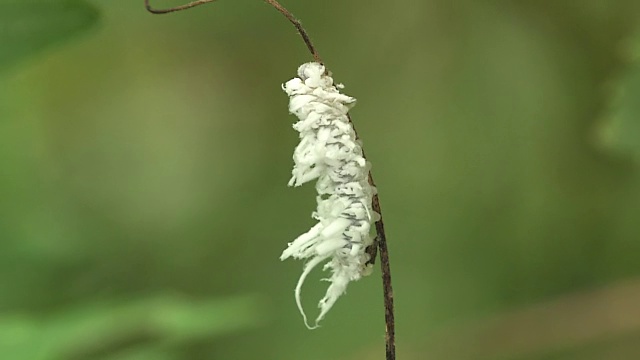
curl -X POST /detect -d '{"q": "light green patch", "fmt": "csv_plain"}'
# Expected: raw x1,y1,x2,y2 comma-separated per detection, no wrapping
597,30,640,161
0,295,263,360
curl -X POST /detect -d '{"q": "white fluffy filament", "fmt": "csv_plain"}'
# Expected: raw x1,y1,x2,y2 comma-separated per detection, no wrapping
280,62,378,329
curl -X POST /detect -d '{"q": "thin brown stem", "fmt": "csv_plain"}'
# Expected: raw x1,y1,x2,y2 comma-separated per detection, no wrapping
144,0,215,14
373,197,395,360
263,0,322,63
352,114,395,360
144,0,322,63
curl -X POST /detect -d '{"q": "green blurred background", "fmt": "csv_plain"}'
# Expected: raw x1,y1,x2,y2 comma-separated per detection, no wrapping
2,0,640,359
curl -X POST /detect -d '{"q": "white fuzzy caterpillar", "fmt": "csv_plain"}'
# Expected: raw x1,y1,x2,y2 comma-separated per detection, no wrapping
280,62,378,328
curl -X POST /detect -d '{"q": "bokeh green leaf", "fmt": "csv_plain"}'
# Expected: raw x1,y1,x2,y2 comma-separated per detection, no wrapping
0,0,98,72
598,30,640,161
0,295,262,360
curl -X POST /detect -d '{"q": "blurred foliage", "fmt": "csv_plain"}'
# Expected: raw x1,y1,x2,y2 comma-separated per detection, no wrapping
0,295,261,360
599,29,640,162
1,0,640,359
0,0,98,72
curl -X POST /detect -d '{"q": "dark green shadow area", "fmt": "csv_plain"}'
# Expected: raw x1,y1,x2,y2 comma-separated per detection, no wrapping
0,0,99,73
